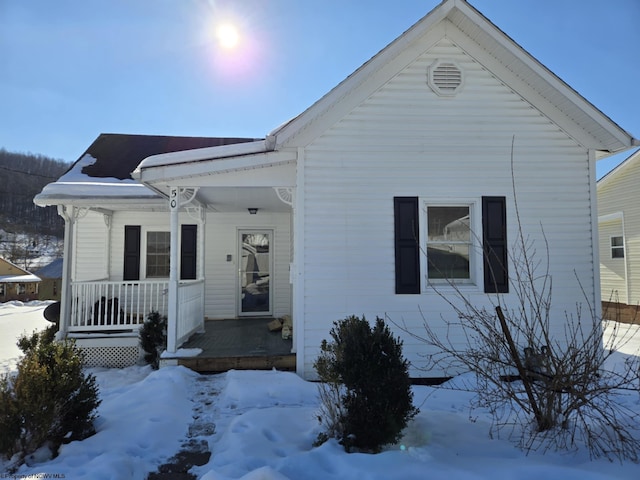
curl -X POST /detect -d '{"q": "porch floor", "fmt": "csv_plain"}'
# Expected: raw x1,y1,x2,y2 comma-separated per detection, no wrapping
174,318,296,373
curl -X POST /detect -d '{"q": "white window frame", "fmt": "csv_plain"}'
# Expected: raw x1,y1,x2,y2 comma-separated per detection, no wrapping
0,283,5,296
610,235,625,259
419,198,481,290
142,229,171,279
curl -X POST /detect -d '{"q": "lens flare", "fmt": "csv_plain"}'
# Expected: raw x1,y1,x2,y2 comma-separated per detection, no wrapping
216,23,239,49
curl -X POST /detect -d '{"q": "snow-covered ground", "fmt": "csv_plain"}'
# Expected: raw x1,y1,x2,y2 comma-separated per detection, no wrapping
1,302,639,479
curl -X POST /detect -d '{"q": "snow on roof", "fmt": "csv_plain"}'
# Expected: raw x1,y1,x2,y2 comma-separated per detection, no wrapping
34,154,159,205
34,134,258,206
0,273,41,283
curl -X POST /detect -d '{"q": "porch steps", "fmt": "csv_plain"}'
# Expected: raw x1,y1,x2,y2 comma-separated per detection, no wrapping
172,318,296,373
177,354,295,373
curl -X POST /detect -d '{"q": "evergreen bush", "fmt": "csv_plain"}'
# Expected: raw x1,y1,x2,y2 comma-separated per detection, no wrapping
0,327,100,463
139,311,167,369
314,315,418,452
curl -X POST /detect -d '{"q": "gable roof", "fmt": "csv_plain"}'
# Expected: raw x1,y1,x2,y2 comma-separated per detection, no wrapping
268,0,637,156
597,148,640,190
34,134,258,206
132,0,637,182
34,258,63,279
0,257,41,283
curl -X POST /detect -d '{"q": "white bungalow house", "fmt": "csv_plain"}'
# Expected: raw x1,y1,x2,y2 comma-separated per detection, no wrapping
598,149,640,323
35,0,638,378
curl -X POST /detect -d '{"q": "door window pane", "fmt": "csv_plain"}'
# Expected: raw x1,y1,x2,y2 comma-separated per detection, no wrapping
241,233,270,313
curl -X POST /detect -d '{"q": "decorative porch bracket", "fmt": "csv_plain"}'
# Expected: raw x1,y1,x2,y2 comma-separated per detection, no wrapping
274,187,293,206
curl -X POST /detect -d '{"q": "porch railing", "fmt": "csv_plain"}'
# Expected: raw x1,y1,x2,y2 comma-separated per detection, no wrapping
176,279,205,347
69,280,169,332
68,280,206,350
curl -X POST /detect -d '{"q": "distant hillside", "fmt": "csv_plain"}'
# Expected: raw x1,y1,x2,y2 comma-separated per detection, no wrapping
0,148,69,237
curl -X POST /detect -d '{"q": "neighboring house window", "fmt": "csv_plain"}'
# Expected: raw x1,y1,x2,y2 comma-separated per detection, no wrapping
394,196,508,294
0,284,5,296
611,236,625,258
146,231,171,278
17,284,26,295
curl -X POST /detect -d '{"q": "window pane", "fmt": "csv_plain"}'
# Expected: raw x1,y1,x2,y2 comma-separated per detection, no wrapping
611,236,623,247
146,231,170,277
612,249,624,259
427,206,471,281
428,206,470,242
427,245,470,279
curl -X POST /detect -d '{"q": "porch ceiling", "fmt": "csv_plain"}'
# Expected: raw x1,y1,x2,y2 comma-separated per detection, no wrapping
196,186,291,213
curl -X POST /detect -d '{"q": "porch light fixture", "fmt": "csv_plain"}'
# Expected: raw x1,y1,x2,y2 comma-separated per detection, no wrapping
248,208,258,215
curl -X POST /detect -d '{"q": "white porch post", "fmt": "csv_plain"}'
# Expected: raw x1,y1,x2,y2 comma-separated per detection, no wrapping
197,205,206,333
57,205,75,339
167,187,180,353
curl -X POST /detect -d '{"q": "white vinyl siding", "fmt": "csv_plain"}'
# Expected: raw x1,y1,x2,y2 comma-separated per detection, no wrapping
297,38,594,378
598,220,626,304
203,211,291,320
598,153,640,307
73,210,109,281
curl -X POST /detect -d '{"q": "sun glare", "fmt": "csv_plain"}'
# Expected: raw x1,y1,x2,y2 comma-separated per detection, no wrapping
216,23,240,49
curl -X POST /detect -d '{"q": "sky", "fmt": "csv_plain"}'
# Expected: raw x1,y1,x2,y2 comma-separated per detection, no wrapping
1,0,639,179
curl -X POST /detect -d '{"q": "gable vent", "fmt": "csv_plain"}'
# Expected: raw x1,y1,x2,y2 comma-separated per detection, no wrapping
428,59,463,96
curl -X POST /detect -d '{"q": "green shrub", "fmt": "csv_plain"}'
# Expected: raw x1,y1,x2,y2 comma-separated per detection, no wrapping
0,328,101,463
139,311,167,369
314,315,418,453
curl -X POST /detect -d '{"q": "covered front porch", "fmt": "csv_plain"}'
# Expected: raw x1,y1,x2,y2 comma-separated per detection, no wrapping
65,279,295,371
167,317,296,372
63,181,295,369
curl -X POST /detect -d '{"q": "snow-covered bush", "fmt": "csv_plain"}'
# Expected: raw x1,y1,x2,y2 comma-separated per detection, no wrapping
139,310,167,369
0,328,100,465
314,315,418,453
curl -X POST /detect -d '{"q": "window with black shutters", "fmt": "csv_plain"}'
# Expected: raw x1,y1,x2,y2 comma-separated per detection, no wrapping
393,196,508,294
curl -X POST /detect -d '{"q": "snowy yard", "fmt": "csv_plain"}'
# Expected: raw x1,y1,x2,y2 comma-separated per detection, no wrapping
1,302,639,479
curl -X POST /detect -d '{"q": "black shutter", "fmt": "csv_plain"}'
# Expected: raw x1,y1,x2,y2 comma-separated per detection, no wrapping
482,196,508,293
123,225,141,281
394,197,420,294
180,224,197,280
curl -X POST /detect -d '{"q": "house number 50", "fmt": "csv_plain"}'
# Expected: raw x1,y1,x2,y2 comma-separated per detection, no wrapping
170,187,178,210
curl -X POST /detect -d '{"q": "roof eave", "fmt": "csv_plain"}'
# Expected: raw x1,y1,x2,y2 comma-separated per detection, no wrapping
132,139,271,179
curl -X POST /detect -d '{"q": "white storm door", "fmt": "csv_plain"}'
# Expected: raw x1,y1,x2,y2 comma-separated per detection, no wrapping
238,230,273,316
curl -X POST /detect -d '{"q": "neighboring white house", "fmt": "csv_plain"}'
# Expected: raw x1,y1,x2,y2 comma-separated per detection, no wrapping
598,149,640,322
35,0,638,378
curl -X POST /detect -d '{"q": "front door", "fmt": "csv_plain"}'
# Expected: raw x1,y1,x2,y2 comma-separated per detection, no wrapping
238,230,272,316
